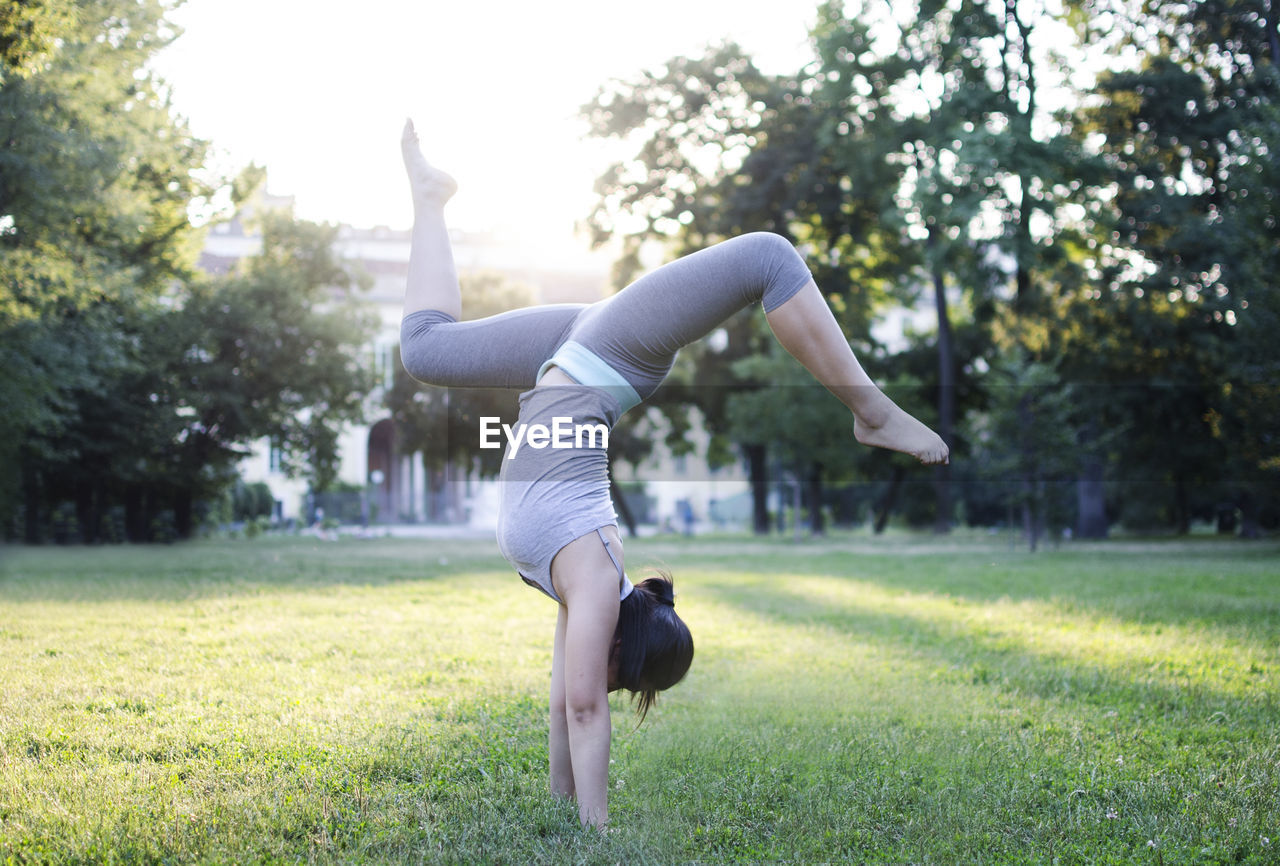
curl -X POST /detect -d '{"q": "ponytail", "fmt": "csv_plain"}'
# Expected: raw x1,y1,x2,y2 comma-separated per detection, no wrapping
614,570,694,722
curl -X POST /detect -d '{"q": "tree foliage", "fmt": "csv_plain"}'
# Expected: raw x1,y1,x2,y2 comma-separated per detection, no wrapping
582,0,1279,539
1073,0,1280,533
1,2,376,541
13,204,376,542
1,0,210,533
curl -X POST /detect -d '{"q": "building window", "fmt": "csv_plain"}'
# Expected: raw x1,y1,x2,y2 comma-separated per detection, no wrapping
268,440,284,474
372,342,396,391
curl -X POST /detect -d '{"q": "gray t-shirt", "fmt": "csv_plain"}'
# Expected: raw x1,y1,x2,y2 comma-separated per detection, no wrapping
495,384,630,603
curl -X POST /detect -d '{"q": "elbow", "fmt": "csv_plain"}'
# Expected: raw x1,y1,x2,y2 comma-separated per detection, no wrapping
570,705,605,729
566,694,607,728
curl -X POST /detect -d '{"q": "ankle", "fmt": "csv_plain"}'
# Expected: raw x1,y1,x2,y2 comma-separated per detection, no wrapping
413,200,447,220
849,388,893,429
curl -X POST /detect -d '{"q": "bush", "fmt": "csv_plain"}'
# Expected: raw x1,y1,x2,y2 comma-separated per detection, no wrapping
150,509,177,544
231,481,274,522
50,502,81,544
243,515,271,539
99,506,126,544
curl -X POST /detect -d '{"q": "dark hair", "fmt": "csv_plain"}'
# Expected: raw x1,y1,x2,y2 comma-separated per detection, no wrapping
614,571,693,722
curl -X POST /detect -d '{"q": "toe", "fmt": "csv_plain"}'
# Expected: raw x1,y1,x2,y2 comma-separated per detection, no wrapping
402,119,420,154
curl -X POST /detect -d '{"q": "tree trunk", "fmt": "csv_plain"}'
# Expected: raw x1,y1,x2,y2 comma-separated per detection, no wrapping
745,444,771,535
873,466,905,534
1075,454,1108,538
1173,473,1192,535
1035,480,1048,547
1238,488,1261,539
928,228,954,534
933,463,952,534
1017,396,1038,551
75,482,98,544
22,462,41,544
174,488,194,539
1216,504,1238,535
1006,0,1038,314
806,464,825,536
1022,491,1038,553
1269,0,1280,65
125,485,145,542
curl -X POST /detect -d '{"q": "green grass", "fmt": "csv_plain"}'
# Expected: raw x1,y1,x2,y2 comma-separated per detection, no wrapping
1,532,1277,864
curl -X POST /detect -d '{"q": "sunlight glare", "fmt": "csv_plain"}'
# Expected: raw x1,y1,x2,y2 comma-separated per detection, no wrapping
152,0,813,268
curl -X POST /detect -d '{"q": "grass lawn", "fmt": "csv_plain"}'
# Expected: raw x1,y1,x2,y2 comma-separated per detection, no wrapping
1,531,1277,863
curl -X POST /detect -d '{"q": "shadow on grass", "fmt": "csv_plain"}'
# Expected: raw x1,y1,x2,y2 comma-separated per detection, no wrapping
4,535,1277,639
0,536,513,603
668,537,1280,636
694,571,1278,722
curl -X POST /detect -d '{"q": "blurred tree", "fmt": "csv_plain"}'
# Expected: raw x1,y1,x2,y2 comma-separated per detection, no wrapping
0,0,213,537
811,0,1144,538
582,45,816,532
582,0,1101,534
726,353,865,534
806,0,998,532
230,481,274,522
153,211,375,536
0,0,75,82
0,0,206,319
22,207,376,540
582,0,1277,540
1076,0,1280,534
971,351,1079,550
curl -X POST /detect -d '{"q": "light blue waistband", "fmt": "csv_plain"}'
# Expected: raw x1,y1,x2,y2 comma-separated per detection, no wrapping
537,341,642,414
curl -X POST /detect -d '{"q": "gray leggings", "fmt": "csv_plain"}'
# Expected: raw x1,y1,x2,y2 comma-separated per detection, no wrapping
400,232,812,401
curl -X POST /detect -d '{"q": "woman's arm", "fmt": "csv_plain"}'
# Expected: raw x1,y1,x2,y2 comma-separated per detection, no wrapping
550,532,623,828
549,604,574,799
561,587,616,827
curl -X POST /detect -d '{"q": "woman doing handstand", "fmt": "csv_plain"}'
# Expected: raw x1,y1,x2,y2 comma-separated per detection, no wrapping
397,120,948,828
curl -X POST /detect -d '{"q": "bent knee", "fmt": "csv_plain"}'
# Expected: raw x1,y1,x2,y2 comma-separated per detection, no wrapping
740,230,793,254
399,311,457,384
736,233,810,311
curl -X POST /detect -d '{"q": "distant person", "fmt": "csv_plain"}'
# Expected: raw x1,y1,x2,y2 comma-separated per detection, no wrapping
397,119,947,828
677,499,695,536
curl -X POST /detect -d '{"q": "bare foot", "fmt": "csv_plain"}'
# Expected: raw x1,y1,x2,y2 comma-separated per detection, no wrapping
853,394,950,465
401,118,457,208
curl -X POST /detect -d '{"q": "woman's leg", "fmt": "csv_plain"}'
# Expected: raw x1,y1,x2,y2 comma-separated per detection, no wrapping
766,281,949,464
564,231,948,464
563,232,813,399
402,119,460,319
398,120,584,389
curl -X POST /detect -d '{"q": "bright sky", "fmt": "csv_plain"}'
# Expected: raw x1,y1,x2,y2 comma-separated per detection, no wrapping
153,0,816,264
